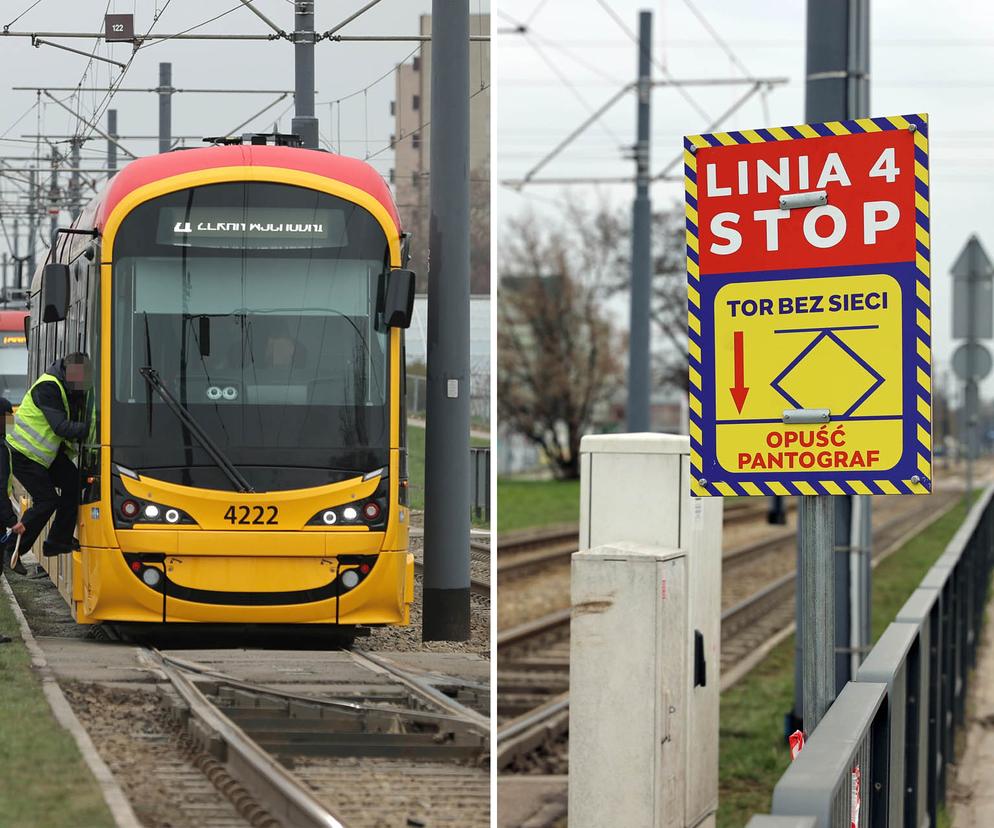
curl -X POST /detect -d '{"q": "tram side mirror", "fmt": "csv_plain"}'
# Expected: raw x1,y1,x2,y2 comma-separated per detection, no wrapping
41,263,70,323
384,269,416,328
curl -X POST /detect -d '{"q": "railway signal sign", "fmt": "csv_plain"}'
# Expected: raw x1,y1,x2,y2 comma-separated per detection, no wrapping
686,114,931,497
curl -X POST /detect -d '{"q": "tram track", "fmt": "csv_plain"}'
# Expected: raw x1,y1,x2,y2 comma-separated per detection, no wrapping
495,490,960,780
2,574,491,828
496,498,792,580
153,649,490,828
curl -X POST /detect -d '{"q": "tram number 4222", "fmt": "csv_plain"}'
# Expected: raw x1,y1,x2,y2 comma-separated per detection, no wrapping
224,505,279,525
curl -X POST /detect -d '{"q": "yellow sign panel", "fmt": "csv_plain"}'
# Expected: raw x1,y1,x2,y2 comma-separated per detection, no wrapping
713,274,903,475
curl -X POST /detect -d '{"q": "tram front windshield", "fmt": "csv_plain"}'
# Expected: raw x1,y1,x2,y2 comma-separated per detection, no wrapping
111,182,391,491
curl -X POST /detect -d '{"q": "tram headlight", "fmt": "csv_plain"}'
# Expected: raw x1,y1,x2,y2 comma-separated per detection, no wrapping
307,478,389,528
141,568,162,587
112,480,196,527
340,569,360,589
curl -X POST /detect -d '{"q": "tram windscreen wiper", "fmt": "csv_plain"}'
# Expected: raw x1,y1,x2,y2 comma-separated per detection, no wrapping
138,366,255,493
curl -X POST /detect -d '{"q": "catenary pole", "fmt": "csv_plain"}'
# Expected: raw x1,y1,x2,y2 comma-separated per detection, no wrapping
626,10,652,432
291,0,319,149
423,2,471,641
69,138,81,220
26,167,37,277
158,63,173,154
48,147,58,243
793,0,870,733
107,109,118,177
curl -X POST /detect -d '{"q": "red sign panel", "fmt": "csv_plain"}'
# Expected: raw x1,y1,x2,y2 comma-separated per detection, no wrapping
696,128,918,275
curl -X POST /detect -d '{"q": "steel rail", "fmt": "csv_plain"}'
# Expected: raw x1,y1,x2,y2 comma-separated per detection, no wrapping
153,653,347,828
497,606,571,651
350,650,489,732
159,652,480,731
412,559,490,597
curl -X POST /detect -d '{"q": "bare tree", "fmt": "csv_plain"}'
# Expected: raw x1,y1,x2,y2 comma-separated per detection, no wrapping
498,202,623,479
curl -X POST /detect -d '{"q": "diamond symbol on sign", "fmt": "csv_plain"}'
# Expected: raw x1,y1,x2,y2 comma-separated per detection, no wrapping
771,331,884,417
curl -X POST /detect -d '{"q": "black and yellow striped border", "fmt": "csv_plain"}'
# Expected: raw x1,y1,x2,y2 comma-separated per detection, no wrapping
685,113,931,497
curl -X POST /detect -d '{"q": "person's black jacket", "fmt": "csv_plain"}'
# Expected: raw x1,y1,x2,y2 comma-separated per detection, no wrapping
31,359,89,443
0,397,18,529
0,444,18,529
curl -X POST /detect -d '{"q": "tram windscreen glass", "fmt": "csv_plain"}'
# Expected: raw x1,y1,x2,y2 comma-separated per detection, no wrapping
111,182,392,490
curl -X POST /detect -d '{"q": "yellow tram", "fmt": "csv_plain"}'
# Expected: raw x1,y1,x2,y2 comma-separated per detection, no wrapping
28,135,416,633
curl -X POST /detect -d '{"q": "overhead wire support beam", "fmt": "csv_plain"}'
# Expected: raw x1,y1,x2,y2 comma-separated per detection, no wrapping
1,30,280,41
32,37,127,69
42,92,137,159
236,0,287,38
511,82,634,188
652,82,770,181
322,34,490,42
224,93,290,137
650,76,789,88
324,0,386,37
14,86,297,94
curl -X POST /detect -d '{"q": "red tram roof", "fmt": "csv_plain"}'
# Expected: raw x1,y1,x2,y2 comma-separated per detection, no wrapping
94,145,400,232
0,309,28,331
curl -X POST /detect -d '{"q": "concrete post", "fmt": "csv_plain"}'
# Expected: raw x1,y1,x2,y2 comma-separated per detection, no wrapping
291,0,319,149
422,0,471,641
158,63,172,154
626,10,652,432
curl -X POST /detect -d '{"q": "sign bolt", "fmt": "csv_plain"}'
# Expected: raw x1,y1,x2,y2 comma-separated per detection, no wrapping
908,123,917,133
698,477,707,487
689,145,697,155
911,475,922,485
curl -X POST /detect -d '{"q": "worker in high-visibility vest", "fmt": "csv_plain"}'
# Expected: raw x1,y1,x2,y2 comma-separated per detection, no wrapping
6,353,91,559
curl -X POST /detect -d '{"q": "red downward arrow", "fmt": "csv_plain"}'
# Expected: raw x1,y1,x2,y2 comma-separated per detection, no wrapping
730,331,749,414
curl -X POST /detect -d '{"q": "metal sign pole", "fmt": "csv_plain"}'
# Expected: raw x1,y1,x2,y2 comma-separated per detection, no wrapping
800,495,836,730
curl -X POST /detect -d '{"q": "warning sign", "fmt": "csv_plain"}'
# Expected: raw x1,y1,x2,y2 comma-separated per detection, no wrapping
686,114,931,496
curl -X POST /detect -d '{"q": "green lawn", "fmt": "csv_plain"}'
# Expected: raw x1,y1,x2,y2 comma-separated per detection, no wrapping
497,478,580,533
718,497,972,827
0,593,115,827
406,422,489,521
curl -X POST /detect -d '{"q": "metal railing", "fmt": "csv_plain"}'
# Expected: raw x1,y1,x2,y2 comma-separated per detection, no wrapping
750,484,994,828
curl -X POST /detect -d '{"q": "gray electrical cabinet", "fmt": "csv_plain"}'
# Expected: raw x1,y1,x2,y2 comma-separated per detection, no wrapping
570,434,723,828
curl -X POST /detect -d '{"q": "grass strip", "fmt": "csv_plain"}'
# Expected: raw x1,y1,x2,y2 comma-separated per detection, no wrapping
407,423,490,526
718,497,972,827
496,478,580,533
0,582,115,828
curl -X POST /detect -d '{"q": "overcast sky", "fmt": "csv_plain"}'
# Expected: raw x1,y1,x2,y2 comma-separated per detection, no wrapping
0,0,445,257
496,0,994,398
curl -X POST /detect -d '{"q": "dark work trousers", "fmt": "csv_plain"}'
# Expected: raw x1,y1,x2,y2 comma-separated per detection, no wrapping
10,449,79,555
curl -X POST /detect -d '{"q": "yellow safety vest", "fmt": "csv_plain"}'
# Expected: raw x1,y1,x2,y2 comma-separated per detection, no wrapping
7,372,71,468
